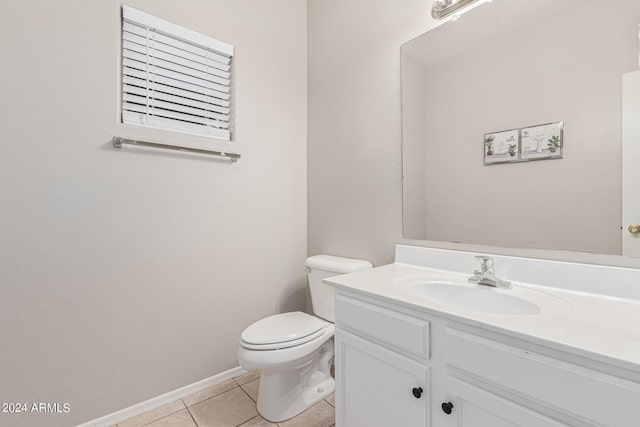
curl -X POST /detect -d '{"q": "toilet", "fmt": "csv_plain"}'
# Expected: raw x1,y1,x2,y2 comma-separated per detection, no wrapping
237,254,372,422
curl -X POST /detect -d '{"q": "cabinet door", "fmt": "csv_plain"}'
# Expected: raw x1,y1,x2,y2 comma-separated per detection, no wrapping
435,376,569,427
335,328,430,427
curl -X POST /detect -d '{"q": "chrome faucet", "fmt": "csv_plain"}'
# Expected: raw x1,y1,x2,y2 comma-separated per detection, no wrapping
468,256,512,289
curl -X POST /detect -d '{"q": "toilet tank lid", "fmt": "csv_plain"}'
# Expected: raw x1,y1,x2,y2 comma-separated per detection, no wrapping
305,255,373,274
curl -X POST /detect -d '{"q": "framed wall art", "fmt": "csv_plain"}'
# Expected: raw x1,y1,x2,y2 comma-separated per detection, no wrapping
520,122,564,161
484,128,519,165
484,121,564,165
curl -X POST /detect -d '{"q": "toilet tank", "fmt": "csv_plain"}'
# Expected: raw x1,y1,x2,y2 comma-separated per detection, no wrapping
305,255,373,322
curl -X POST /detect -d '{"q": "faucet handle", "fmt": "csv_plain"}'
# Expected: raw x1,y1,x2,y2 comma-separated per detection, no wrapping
475,255,494,273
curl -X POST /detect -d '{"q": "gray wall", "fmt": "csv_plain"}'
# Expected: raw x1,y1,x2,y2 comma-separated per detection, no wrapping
0,1,307,426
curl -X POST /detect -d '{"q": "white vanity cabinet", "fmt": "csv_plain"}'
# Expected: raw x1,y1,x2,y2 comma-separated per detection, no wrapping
336,331,429,427
334,293,431,427
436,377,565,427
334,288,640,427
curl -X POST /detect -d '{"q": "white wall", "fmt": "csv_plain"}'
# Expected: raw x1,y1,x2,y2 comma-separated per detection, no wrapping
0,1,307,426
401,54,429,240
307,0,438,266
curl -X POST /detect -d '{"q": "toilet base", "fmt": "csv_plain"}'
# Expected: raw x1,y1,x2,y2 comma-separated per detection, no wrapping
256,340,335,422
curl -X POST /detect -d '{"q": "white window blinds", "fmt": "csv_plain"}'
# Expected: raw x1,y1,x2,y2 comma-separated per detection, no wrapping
121,6,233,141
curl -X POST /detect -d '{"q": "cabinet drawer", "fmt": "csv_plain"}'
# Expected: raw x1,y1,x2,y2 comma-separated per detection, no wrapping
443,326,640,427
335,294,430,359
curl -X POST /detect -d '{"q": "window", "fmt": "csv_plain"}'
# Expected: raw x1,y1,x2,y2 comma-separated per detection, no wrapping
121,6,233,141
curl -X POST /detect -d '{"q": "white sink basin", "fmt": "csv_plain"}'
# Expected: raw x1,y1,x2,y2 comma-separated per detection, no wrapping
394,275,569,316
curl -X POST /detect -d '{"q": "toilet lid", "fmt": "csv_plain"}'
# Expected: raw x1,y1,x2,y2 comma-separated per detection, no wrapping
241,312,326,347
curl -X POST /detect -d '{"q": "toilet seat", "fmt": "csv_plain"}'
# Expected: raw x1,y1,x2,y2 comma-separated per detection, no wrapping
238,324,334,372
241,329,326,350
240,312,328,350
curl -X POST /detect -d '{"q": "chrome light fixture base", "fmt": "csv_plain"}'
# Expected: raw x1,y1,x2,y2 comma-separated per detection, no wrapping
431,0,481,20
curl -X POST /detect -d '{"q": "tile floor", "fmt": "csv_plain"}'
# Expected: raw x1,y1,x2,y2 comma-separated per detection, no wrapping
114,371,336,427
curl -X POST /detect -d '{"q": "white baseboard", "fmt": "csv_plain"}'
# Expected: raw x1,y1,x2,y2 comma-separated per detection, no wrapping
76,366,247,427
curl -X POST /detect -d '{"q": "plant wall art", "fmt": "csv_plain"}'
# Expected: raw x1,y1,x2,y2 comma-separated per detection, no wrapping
484,122,563,165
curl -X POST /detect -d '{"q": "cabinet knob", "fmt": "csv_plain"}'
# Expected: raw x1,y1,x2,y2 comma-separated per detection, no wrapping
441,401,454,414
412,387,423,399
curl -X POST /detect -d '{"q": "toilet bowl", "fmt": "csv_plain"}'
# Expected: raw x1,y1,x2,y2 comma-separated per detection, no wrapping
238,312,335,422
237,255,372,422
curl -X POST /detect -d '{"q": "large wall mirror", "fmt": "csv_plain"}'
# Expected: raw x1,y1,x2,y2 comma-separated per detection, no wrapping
401,0,640,256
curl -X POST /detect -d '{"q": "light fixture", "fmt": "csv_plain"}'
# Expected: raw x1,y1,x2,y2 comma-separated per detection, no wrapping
431,0,481,20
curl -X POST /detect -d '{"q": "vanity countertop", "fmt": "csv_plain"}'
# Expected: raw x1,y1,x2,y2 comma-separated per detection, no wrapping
325,261,640,373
